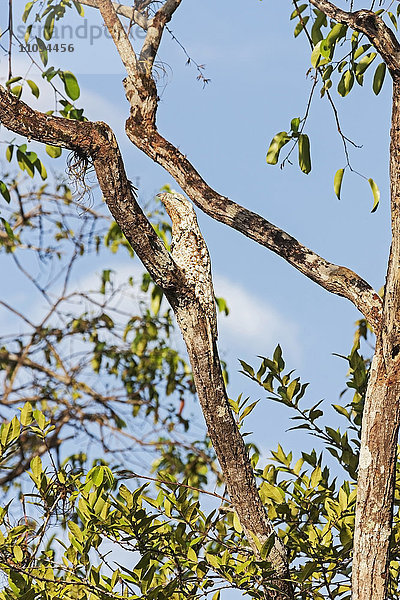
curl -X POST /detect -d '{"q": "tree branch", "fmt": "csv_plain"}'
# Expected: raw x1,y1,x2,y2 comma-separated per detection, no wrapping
127,126,383,334
139,0,182,68
80,0,149,30
309,0,400,77
0,84,180,291
0,84,293,597
92,0,382,332
96,0,139,75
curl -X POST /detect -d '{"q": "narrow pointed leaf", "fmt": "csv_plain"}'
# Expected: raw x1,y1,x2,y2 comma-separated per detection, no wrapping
369,178,380,212
334,168,344,200
373,62,386,95
266,131,291,165
298,134,311,174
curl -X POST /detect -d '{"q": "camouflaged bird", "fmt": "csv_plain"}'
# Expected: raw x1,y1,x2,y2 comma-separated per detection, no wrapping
157,192,218,342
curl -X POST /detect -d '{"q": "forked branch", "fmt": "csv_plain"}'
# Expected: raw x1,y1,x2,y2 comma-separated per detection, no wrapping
0,82,293,598
309,0,400,77
92,0,383,333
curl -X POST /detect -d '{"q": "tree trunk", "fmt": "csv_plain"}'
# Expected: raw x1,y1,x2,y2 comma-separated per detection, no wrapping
352,342,400,599
172,299,293,600
351,78,400,600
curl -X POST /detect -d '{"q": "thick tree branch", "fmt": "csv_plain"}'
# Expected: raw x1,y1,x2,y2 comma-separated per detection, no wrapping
80,0,149,29
350,73,400,600
93,0,382,332
0,85,179,290
127,126,383,333
0,84,293,598
96,0,139,75
306,4,400,599
172,302,293,599
139,0,182,68
309,0,400,77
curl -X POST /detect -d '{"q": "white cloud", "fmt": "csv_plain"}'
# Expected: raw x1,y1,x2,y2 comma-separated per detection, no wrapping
214,274,301,362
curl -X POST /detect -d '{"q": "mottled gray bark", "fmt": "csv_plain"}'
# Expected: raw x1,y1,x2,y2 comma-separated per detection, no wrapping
309,3,400,599
2,1,397,598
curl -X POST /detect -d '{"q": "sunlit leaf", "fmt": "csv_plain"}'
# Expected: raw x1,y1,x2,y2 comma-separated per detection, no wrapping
27,79,40,99
46,144,62,158
334,168,344,200
369,178,380,212
0,181,10,203
266,131,291,165
61,71,80,101
337,70,354,97
36,38,48,66
298,133,311,174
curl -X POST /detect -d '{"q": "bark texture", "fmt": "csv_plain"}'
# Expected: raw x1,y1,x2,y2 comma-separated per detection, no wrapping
0,80,293,598
309,2,400,598
173,301,292,598
352,76,400,600
2,1,398,598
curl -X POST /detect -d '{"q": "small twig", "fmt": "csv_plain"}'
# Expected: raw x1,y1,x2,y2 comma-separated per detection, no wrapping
116,470,231,503
8,0,13,81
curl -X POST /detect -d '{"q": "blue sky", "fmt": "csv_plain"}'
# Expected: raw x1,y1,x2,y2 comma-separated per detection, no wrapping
0,0,392,462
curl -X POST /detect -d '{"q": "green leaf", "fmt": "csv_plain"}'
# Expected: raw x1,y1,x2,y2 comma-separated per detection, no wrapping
355,52,376,76
369,178,380,212
334,168,344,200
27,79,40,99
290,4,307,19
260,481,285,503
216,296,229,315
388,11,398,30
6,145,14,162
10,85,23,99
205,552,221,570
266,131,291,165
373,62,386,95
73,0,84,16
310,465,322,488
332,404,350,418
337,70,354,97
61,71,80,101
30,456,43,480
33,409,46,430
46,144,62,158
311,41,329,68
68,521,84,542
239,360,254,377
187,546,197,563
6,76,22,86
44,12,55,40
291,117,300,133
294,16,309,37
298,134,311,174
0,218,15,240
0,181,11,203
22,1,34,23
36,38,48,66
13,546,24,563
34,158,47,180
326,23,347,45
353,43,371,60
240,400,259,420
232,512,242,533
298,561,318,583
17,148,35,177
20,402,33,426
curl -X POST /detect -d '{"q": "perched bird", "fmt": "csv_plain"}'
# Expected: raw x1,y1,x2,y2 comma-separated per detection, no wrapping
157,192,218,343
